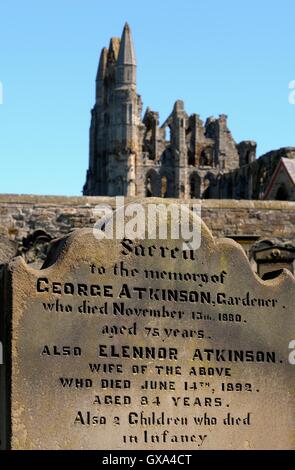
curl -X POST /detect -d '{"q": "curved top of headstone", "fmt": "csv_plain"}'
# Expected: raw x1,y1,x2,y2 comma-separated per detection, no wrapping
9,210,295,292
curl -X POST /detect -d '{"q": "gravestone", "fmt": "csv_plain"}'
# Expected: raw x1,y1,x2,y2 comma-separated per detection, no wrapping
1,209,295,450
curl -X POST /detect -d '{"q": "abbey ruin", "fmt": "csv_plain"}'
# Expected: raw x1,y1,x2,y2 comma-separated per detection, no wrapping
0,24,294,276
83,23,295,202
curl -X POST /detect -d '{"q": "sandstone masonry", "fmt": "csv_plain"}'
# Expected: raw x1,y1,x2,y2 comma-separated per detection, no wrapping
83,23,295,201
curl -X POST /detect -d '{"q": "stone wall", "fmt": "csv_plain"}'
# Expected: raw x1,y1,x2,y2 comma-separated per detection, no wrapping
0,194,294,268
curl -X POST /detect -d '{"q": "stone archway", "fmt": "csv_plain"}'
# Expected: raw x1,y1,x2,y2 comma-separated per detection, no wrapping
145,170,160,197
189,172,201,198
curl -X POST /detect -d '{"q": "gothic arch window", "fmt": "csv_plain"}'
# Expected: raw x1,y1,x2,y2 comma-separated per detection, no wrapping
246,168,253,199
127,104,132,124
146,176,152,197
227,177,233,199
245,151,251,165
161,148,172,165
203,172,215,199
200,147,213,167
164,125,171,142
145,170,159,197
202,178,210,199
115,176,124,195
238,175,247,199
142,140,154,160
219,176,226,198
188,146,195,166
189,172,201,199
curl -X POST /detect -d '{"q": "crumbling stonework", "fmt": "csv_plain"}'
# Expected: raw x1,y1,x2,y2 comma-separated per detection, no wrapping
83,23,295,201
218,147,295,200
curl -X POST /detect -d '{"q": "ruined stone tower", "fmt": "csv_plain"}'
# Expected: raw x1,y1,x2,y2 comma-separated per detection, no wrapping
84,23,142,196
83,23,295,200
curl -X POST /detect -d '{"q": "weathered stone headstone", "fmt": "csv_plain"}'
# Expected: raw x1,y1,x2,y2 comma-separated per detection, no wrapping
1,213,295,450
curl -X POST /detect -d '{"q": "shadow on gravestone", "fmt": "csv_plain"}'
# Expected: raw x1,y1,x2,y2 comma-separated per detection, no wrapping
0,210,295,450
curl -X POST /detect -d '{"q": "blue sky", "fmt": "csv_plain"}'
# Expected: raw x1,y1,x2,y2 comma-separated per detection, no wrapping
0,0,294,195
